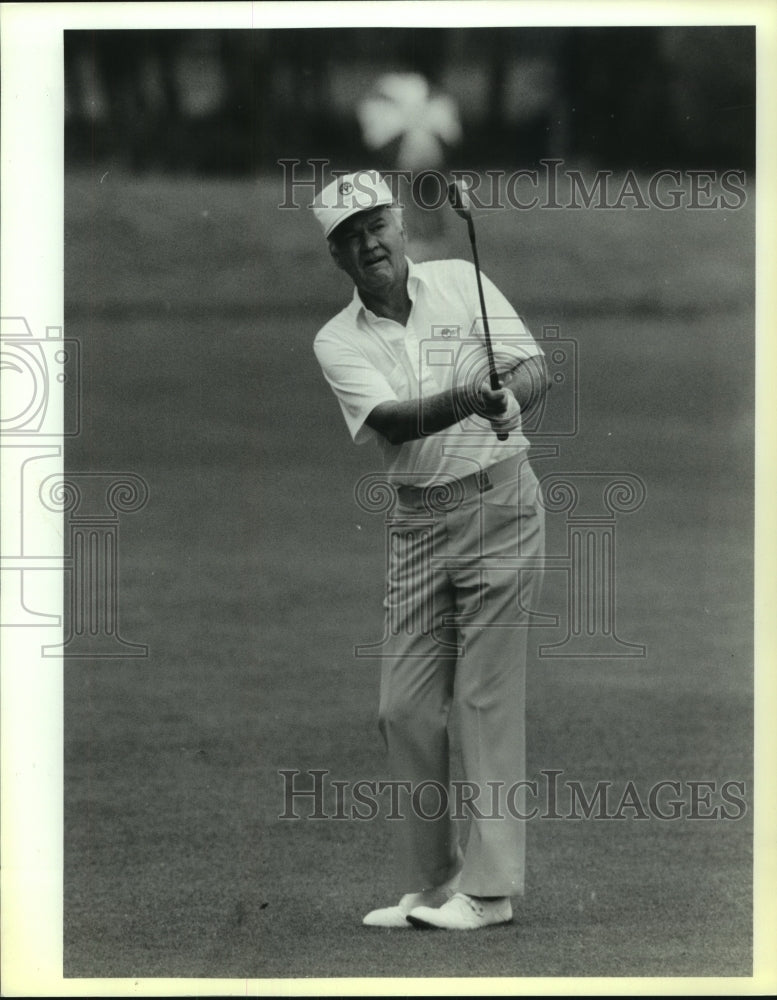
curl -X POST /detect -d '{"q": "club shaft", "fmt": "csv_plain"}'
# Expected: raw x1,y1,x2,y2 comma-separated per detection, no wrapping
467,217,500,392
466,215,508,440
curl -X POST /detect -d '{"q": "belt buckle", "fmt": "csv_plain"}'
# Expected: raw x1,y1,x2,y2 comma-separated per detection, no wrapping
476,470,493,493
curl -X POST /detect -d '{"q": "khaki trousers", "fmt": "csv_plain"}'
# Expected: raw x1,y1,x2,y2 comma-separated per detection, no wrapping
378,454,545,898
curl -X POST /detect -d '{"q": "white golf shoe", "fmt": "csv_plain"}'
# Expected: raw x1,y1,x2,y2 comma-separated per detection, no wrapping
362,857,463,928
362,889,446,928
407,892,513,930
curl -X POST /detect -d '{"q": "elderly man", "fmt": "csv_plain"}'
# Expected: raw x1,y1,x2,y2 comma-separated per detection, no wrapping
312,170,549,931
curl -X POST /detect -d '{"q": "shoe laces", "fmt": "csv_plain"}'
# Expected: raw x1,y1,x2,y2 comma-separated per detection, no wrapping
451,892,485,917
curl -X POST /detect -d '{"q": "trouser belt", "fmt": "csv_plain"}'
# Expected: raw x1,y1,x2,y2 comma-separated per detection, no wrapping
396,455,520,510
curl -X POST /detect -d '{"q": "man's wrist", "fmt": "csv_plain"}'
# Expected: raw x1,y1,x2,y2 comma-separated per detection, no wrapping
489,392,521,431
451,383,483,422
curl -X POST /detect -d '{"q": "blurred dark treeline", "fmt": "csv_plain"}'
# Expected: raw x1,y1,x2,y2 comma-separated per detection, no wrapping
65,26,755,174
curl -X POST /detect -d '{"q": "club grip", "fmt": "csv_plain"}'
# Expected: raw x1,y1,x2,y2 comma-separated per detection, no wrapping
496,431,509,441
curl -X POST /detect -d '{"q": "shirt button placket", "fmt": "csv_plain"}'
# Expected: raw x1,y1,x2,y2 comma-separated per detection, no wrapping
404,330,421,393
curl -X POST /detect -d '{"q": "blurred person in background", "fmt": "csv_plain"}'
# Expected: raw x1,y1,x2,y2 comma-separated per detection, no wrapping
357,73,461,255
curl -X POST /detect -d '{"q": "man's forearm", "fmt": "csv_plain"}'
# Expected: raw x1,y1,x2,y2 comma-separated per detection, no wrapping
366,358,550,447
366,385,485,446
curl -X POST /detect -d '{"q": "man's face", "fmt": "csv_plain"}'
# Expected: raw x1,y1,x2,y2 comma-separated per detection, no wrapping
329,206,407,294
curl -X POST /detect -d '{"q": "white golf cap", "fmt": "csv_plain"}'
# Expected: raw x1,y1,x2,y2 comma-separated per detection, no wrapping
312,170,394,238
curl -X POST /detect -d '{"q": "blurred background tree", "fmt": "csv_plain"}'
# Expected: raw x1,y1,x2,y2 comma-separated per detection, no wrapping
65,26,755,175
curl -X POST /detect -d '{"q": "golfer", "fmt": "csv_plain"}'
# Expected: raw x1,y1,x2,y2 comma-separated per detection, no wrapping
312,170,549,930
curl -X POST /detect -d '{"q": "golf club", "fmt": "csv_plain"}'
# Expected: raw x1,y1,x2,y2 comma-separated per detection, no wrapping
447,177,508,441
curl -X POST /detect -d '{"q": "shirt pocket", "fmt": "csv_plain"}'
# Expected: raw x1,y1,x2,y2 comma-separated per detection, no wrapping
479,468,540,515
480,476,527,512
477,477,542,559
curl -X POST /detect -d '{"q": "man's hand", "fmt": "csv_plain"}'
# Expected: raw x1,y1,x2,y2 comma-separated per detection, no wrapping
480,386,522,433
497,356,551,424
478,386,510,419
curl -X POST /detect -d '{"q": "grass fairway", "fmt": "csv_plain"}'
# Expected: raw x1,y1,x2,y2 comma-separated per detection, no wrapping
63,170,753,980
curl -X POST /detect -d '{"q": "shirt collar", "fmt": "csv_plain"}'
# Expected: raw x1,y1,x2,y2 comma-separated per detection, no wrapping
348,257,425,328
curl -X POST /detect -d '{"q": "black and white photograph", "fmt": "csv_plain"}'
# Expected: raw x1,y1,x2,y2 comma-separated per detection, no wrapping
1,1,775,995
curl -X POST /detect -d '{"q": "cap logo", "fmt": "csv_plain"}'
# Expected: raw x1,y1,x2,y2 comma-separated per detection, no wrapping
313,170,393,238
